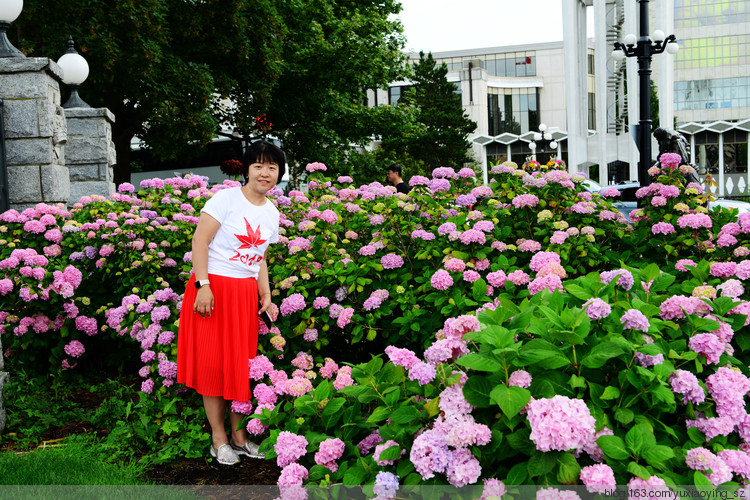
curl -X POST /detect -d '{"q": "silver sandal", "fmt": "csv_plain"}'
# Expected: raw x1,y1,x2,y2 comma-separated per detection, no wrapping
230,439,266,459
210,443,240,465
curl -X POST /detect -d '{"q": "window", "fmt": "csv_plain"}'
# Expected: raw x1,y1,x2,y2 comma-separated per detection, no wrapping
387,85,411,105
675,35,749,71
487,88,539,136
588,92,596,130
675,0,749,28
434,52,537,77
674,77,750,110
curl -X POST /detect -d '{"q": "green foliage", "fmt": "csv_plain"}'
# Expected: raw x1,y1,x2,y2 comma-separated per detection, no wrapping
378,51,478,176
4,156,750,488
0,434,150,485
10,0,406,183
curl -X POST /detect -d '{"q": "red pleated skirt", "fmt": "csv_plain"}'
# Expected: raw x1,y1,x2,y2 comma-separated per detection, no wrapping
177,273,259,401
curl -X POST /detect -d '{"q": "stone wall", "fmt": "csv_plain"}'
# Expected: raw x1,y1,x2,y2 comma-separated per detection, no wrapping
65,107,116,203
0,57,69,211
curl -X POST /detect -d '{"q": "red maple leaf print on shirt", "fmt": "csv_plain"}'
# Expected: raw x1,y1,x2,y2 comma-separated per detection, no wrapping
235,218,267,249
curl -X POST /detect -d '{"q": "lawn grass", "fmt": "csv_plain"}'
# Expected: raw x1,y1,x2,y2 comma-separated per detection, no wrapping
0,434,149,485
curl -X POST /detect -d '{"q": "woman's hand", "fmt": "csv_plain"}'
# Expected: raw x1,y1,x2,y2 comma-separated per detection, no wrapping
259,292,272,314
194,287,214,318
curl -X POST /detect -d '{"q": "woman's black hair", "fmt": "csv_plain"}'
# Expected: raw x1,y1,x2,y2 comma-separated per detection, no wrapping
242,140,286,183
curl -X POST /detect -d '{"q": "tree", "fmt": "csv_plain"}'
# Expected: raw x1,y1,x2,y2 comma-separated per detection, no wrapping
378,51,478,176
259,0,407,181
10,0,407,183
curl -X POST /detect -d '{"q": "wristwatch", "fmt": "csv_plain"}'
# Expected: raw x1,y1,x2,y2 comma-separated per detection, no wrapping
194,279,210,289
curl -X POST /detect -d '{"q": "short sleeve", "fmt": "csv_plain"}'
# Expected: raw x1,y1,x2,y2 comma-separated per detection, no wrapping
268,208,280,244
269,225,279,244
201,188,229,224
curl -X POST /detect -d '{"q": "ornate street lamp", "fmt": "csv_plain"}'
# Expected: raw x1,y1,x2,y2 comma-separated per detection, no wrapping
57,36,90,109
611,0,679,188
0,0,24,58
528,123,558,163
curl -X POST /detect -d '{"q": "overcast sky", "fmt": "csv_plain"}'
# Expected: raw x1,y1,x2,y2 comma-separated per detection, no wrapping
397,0,593,53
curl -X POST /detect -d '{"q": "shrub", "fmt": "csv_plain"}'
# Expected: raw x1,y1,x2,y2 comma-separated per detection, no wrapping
3,156,750,488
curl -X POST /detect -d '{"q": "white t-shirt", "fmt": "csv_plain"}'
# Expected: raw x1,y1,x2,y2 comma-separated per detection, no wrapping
201,187,280,278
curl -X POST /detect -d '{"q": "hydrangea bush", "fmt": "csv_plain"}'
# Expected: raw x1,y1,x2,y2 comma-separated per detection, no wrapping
3,157,750,490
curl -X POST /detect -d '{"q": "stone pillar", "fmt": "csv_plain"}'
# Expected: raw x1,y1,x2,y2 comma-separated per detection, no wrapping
0,57,69,210
65,108,116,203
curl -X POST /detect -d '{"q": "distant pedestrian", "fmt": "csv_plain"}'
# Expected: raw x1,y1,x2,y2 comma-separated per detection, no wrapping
387,163,411,194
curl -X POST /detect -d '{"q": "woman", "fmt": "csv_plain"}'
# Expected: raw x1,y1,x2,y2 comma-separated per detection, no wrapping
177,140,284,465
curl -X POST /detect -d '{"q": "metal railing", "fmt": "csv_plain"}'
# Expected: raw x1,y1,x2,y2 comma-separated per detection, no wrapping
0,98,8,212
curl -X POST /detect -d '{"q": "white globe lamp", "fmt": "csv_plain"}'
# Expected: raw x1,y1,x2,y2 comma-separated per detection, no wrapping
57,36,91,108
0,0,24,58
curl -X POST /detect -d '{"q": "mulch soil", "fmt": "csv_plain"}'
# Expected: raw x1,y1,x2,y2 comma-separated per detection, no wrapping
141,456,282,485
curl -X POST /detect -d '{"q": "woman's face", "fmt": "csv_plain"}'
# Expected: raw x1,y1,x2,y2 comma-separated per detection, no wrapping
245,161,279,195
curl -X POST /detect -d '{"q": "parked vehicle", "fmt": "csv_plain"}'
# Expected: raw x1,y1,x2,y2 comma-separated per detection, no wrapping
582,179,750,222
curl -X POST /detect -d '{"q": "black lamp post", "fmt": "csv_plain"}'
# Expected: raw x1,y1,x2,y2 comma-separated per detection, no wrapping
0,0,24,58
612,0,679,188
528,123,558,165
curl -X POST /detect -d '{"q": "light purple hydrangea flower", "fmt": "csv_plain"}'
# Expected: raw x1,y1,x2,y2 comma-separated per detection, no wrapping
583,298,611,320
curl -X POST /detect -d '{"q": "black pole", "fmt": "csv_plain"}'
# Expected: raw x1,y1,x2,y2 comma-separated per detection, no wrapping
0,99,10,212
0,21,24,58
614,0,677,190
637,0,652,188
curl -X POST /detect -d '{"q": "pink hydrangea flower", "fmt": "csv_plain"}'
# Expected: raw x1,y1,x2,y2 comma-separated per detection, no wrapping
512,194,540,208
670,369,705,404
459,229,486,245
528,274,564,295
333,366,354,390
689,333,726,364
314,438,345,472
385,346,419,369
319,358,339,379
580,464,616,494
275,431,309,468
408,361,436,385
711,262,737,278
278,463,308,486
486,270,507,287
280,293,306,316
620,309,649,332
431,270,454,290
64,340,85,358
717,450,750,480
685,447,733,486
508,270,530,285
463,270,481,283
381,253,404,269
529,251,561,271
652,222,675,235
526,395,596,452
444,258,466,272
508,370,532,388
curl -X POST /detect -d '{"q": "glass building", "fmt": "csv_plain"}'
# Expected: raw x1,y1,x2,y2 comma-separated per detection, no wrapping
672,0,750,186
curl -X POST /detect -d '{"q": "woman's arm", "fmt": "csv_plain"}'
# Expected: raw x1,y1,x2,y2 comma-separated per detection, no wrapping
258,248,272,313
192,212,221,318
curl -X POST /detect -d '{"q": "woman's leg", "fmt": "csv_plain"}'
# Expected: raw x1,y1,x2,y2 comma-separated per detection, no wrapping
229,410,248,445
203,395,229,448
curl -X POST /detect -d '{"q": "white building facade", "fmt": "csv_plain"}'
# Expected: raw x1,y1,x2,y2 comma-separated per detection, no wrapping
373,0,750,193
